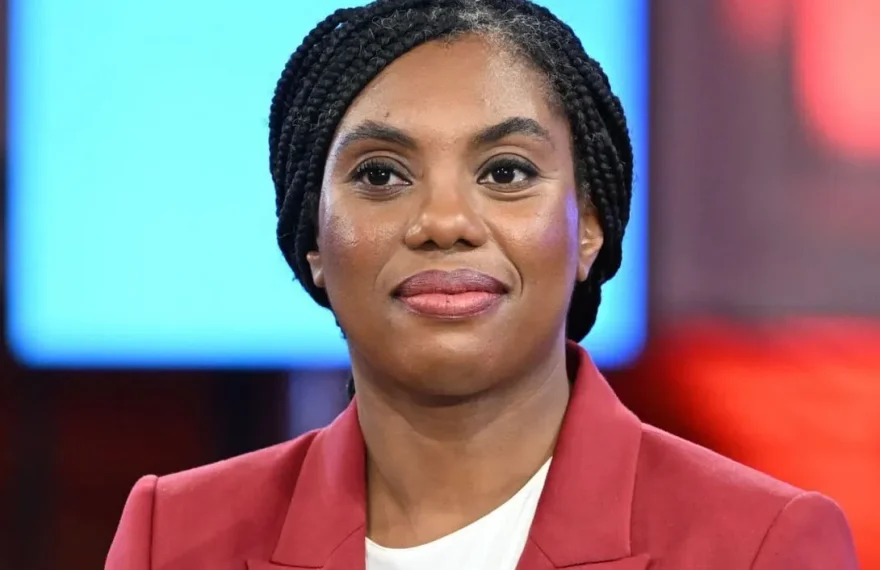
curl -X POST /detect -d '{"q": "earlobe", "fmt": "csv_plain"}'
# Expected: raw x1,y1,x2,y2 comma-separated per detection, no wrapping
306,251,325,288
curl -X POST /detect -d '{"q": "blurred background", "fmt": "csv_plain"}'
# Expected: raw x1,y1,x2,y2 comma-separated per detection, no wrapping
2,0,879,568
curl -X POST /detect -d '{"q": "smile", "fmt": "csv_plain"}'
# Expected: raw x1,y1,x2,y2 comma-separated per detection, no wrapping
397,291,505,319
393,269,508,319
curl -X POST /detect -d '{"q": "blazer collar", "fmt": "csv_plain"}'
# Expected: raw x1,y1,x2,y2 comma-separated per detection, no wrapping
523,343,645,568
250,341,646,570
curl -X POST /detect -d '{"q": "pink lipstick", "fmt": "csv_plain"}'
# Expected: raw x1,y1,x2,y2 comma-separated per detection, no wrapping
394,269,507,319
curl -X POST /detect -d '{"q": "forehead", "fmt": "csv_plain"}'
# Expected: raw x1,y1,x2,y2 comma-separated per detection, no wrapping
336,35,561,139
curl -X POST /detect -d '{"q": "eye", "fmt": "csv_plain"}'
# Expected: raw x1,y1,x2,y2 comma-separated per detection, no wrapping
352,159,410,188
478,158,538,186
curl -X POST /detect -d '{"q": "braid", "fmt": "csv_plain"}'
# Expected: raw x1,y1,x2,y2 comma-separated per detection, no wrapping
270,0,634,345
514,12,632,339
269,8,353,193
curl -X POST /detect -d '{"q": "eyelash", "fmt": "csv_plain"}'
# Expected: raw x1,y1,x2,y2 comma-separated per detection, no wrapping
480,158,539,187
350,157,539,190
351,158,409,188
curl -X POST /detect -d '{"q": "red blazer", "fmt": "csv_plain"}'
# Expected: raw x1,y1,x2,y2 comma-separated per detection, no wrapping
106,344,859,570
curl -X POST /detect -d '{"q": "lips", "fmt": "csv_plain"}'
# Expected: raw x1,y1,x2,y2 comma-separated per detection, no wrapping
394,269,508,318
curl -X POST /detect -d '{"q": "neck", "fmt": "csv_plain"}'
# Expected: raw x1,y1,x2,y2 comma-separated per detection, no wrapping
354,340,571,548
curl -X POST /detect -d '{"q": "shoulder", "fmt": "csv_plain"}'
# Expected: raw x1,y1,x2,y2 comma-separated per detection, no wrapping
155,428,319,505
635,422,801,514
152,429,320,539
749,489,858,568
632,424,857,568
107,429,321,570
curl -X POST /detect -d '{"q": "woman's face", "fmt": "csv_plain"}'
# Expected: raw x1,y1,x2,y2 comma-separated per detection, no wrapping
307,35,602,397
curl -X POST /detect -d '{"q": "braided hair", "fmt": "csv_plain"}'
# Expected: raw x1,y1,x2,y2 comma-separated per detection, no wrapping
269,0,633,364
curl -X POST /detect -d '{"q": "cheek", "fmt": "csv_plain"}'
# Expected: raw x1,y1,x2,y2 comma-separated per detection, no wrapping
540,193,580,258
316,194,396,299
491,189,581,338
502,190,581,287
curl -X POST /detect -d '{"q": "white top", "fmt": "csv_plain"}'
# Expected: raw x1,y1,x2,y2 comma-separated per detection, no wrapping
365,459,552,570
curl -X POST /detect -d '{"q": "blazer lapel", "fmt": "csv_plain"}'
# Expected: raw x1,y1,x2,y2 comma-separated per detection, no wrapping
519,342,651,569
249,400,368,570
250,342,650,570
516,539,651,570
247,530,364,570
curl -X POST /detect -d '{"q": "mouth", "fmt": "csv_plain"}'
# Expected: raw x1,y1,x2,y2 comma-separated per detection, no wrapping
393,269,508,319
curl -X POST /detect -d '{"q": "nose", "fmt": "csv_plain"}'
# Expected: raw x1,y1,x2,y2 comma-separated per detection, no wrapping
403,177,489,251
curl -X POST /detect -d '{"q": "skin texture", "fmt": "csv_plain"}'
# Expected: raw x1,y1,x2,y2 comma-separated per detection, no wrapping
305,35,603,547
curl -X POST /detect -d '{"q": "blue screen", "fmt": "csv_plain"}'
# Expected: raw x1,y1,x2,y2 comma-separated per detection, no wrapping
6,0,648,369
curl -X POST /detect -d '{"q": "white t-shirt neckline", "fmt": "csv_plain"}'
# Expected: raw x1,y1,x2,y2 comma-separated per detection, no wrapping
365,458,552,570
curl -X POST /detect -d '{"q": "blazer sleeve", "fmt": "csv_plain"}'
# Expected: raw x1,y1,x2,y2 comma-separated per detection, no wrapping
105,475,158,570
751,491,860,569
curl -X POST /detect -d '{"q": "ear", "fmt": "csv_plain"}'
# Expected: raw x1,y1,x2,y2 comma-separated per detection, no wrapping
577,203,604,283
306,250,325,288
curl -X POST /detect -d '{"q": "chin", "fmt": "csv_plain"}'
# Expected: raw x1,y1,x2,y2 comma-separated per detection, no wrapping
392,332,520,396
346,307,561,398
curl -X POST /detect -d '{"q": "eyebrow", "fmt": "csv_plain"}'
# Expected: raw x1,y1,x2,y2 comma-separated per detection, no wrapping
335,121,418,154
471,117,553,148
334,116,553,155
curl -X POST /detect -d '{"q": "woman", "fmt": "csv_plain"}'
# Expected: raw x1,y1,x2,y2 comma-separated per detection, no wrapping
106,1,859,569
